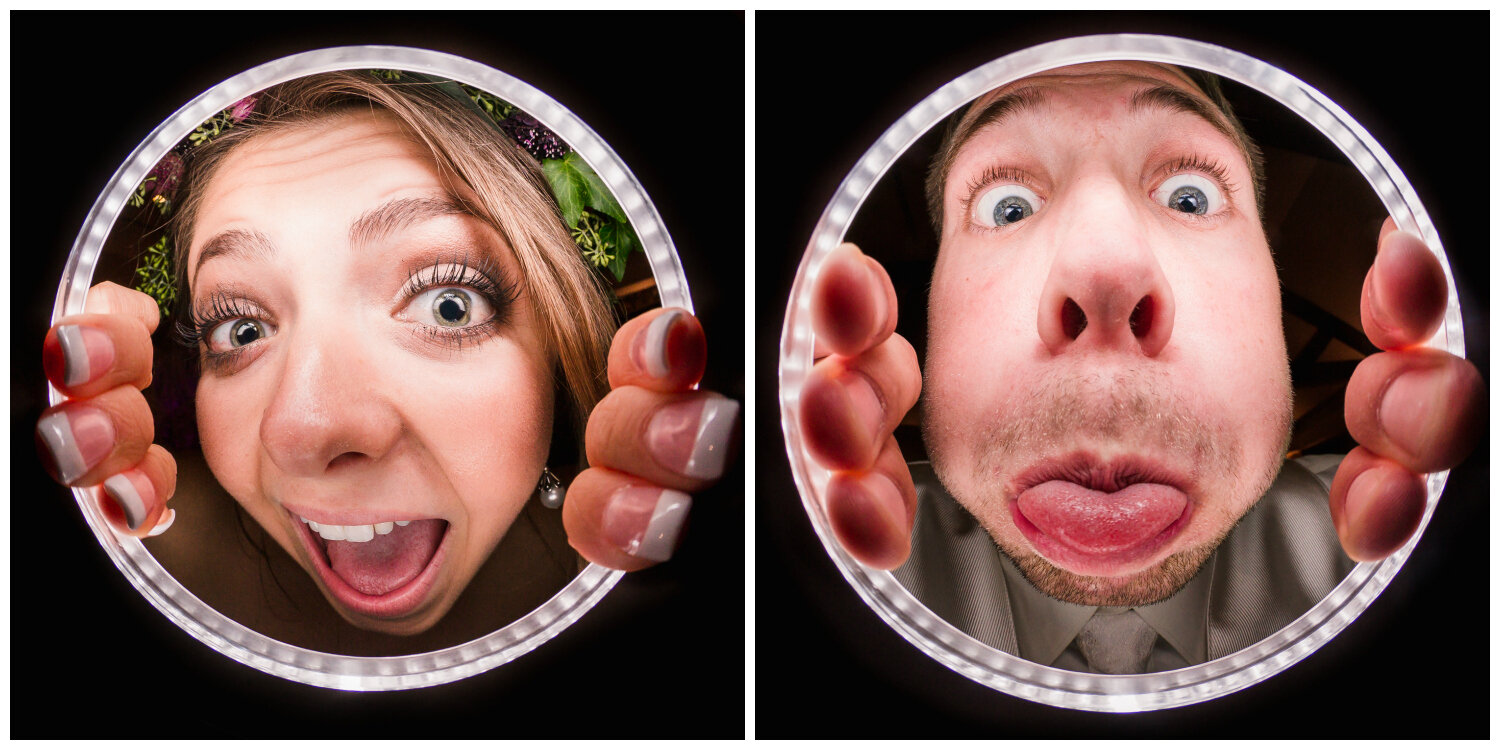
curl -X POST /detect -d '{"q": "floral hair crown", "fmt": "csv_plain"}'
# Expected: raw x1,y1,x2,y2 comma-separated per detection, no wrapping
130,69,640,317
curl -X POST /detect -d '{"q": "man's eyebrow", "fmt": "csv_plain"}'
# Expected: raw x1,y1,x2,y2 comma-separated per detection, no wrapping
192,228,276,282
947,85,1050,164
1128,84,1238,145
348,195,474,247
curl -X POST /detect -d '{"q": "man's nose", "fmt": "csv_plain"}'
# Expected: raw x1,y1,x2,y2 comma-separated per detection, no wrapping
258,327,403,477
1036,181,1176,357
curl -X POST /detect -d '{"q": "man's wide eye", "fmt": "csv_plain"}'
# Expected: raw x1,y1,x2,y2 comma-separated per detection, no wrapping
973,184,1044,227
1153,174,1224,216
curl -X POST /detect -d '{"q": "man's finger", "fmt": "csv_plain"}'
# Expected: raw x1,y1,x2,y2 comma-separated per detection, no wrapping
606,307,706,392
811,242,899,358
1361,227,1449,351
1328,447,1426,562
562,467,692,571
800,333,920,472
825,436,918,570
1345,349,1485,474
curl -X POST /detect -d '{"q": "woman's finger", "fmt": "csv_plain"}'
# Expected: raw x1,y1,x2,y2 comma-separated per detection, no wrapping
811,242,899,358
1361,225,1450,351
1328,446,1427,562
825,435,918,570
96,445,179,537
35,385,155,486
1345,349,1485,474
562,467,692,571
82,281,161,332
585,386,739,492
606,307,707,392
799,332,921,472
42,312,157,398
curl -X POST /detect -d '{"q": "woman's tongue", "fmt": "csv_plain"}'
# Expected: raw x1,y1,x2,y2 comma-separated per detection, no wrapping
1018,480,1186,554
325,519,445,596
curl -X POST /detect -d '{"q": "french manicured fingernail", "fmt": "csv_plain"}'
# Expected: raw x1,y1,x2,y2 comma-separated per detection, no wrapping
1379,367,1448,456
102,472,151,531
36,406,115,483
147,508,176,537
46,325,115,387
635,309,685,379
647,395,739,480
603,486,692,562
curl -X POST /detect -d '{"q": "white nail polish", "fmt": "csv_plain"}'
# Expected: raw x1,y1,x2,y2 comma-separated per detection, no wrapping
58,325,92,386
37,410,86,484
102,474,148,530
684,396,739,480
147,509,176,537
635,489,692,562
642,309,683,379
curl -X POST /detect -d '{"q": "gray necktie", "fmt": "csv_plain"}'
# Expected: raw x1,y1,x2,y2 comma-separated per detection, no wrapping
1076,609,1157,674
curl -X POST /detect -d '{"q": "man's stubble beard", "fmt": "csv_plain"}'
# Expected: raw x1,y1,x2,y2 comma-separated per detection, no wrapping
923,365,1292,608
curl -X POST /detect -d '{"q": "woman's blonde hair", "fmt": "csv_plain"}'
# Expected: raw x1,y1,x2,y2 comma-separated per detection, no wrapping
170,71,617,445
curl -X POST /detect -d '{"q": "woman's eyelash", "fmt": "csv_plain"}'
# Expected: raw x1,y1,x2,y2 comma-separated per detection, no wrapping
401,254,522,350
176,291,261,350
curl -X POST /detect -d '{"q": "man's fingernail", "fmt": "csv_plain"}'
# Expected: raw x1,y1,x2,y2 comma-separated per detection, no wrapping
1379,367,1448,456
647,395,739,480
102,472,152,531
635,309,685,379
147,508,176,537
57,325,115,387
36,406,115,483
603,486,692,562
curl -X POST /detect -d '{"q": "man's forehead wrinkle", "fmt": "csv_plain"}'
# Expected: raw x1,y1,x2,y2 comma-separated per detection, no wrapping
1128,84,1238,148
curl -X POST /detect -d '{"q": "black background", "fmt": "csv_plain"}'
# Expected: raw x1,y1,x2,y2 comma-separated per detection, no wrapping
755,12,1488,737
11,11,745,738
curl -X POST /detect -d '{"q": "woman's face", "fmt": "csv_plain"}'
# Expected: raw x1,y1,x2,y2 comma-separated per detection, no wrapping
185,111,555,635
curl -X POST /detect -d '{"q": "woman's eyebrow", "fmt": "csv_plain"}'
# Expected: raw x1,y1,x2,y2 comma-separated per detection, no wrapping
193,228,276,281
349,195,473,247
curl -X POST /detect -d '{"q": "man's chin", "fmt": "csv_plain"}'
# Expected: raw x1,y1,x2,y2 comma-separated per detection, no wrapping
1003,543,1217,608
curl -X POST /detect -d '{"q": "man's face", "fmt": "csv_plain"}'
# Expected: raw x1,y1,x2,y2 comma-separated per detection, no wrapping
922,62,1292,607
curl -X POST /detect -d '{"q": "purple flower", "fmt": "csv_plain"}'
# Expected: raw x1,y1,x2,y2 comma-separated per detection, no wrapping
148,152,185,200
500,112,571,160
228,95,258,122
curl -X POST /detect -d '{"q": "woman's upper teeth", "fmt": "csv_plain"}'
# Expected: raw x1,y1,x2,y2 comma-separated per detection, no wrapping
301,517,412,542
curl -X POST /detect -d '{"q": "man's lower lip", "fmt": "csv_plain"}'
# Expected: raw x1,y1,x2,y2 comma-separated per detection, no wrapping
292,513,450,619
1010,495,1194,576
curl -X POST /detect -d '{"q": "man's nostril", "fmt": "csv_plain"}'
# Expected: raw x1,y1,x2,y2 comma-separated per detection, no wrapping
1062,298,1087,340
1130,296,1154,337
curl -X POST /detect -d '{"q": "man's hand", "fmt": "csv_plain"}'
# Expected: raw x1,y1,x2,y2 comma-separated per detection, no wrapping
799,243,922,569
564,308,738,570
1331,219,1485,561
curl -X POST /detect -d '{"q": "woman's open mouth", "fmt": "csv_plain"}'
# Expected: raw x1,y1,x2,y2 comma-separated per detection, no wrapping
286,508,452,619
1009,454,1195,576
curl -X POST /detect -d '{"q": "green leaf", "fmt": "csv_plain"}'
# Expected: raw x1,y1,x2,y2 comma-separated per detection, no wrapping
571,155,628,224
541,156,588,229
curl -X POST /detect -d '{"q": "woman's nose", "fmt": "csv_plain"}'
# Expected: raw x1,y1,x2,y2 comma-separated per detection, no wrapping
257,332,403,477
1035,182,1176,358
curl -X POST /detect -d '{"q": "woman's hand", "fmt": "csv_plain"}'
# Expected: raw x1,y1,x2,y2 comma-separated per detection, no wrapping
38,282,178,537
564,308,739,570
1331,219,1485,560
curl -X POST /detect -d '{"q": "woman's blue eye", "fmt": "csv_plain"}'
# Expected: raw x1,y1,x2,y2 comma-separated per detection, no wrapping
973,184,1044,228
208,318,273,352
1154,174,1223,216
